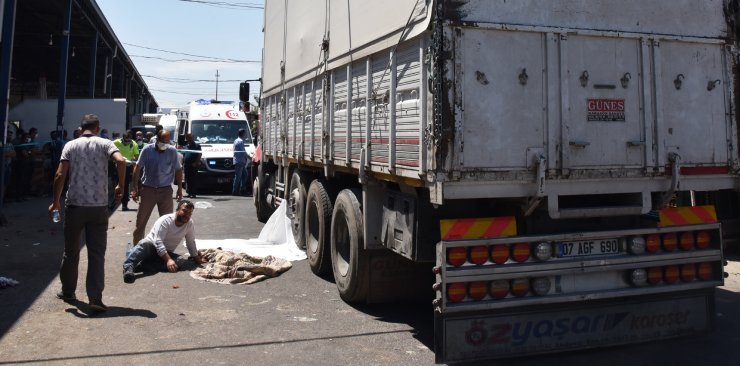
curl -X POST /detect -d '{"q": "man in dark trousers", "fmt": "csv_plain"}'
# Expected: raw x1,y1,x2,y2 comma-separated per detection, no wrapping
123,199,206,283
48,114,126,313
182,133,201,198
130,129,183,245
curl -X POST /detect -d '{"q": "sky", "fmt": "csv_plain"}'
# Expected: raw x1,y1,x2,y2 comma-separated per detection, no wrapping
95,0,265,109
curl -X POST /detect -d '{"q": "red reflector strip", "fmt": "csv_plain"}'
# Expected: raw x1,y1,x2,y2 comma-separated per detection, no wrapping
679,166,730,175
659,206,717,227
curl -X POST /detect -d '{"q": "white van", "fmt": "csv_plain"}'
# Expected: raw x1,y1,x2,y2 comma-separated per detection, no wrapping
159,114,177,140
175,100,254,188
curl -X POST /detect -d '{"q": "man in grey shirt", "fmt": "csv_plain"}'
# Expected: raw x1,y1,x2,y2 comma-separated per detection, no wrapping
130,129,184,244
123,200,206,283
49,114,126,313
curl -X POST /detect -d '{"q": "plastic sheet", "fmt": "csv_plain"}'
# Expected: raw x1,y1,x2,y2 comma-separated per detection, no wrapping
195,201,306,261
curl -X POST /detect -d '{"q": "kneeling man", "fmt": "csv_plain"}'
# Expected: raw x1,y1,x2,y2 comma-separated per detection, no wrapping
123,200,206,283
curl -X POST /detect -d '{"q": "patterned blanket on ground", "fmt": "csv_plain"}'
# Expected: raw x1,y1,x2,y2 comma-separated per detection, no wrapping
190,248,292,284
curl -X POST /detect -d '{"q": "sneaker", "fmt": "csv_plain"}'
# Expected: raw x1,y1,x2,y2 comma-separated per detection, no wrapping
88,299,108,313
123,268,136,284
56,291,76,302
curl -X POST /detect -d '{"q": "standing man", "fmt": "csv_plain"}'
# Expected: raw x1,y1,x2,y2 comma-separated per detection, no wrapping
48,114,126,312
232,128,248,195
135,131,146,150
182,133,201,198
123,200,206,283
113,130,139,211
131,129,183,244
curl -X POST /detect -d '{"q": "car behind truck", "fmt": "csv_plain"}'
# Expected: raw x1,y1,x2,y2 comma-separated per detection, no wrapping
249,0,740,363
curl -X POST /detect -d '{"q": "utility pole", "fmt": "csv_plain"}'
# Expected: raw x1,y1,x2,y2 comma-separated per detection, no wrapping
215,69,219,101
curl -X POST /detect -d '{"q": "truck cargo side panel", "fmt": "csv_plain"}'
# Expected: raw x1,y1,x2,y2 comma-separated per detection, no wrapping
449,0,727,39
657,41,731,165
459,29,547,170
563,35,645,169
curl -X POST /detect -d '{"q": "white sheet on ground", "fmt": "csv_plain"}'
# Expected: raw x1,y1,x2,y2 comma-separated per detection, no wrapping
195,201,307,261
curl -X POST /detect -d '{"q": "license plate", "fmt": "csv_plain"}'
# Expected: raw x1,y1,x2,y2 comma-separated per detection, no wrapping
217,177,232,184
558,238,620,257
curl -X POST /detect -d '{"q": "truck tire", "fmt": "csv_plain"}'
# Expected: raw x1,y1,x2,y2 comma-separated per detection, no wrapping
305,179,333,275
330,188,368,303
287,170,307,248
254,163,273,223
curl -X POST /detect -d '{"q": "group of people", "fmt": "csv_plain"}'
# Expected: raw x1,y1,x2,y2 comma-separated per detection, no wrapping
47,115,207,313
1,124,158,205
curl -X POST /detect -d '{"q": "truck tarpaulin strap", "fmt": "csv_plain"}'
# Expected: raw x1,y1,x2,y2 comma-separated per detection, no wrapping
440,217,516,241
659,205,717,227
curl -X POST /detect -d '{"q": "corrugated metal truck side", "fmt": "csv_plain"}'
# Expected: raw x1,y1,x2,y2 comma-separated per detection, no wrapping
252,0,740,362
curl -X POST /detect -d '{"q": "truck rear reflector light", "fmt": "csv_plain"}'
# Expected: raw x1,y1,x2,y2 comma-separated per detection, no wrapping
647,267,663,285
645,234,661,253
679,232,695,251
490,245,509,264
681,264,696,282
469,246,489,265
697,262,713,280
446,283,466,302
447,247,466,267
695,231,711,249
662,233,678,252
511,243,530,263
468,281,488,301
489,280,509,299
664,265,680,283
510,278,530,297
679,165,729,175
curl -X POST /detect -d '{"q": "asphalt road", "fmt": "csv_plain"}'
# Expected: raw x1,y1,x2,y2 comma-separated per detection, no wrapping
0,193,739,365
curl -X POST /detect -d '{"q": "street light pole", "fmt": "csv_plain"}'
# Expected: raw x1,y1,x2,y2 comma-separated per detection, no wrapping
215,69,219,101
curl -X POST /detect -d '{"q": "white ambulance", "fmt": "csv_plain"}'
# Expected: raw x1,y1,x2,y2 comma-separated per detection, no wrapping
175,99,254,189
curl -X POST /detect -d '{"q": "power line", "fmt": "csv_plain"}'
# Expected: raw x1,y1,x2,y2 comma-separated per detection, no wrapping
174,0,263,9
130,54,260,64
142,74,246,83
124,42,256,63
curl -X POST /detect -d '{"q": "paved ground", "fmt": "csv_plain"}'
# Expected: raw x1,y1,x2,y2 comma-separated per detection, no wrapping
0,194,739,365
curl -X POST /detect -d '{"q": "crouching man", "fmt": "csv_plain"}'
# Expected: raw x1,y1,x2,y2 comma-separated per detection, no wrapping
123,199,206,283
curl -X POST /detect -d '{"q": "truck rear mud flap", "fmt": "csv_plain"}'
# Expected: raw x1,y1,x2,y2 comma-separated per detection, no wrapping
434,290,715,363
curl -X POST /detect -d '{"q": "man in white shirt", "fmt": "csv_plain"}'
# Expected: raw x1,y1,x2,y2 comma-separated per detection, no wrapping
123,199,206,283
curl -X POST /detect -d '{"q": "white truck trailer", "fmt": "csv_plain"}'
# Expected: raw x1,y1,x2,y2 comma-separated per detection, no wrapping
253,0,740,362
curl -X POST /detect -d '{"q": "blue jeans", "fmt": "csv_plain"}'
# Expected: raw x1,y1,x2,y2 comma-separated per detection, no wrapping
123,240,180,273
232,161,246,194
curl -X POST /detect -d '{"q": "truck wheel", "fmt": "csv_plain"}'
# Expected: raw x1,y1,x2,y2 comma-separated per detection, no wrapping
254,163,273,223
288,170,307,248
331,188,368,303
305,180,333,275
